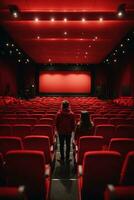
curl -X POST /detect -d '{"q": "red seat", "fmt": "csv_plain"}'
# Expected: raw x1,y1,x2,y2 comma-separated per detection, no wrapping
78,151,122,200
0,137,23,158
32,125,54,145
109,118,126,126
12,125,31,138
0,186,27,200
93,118,109,126
116,125,134,138
105,185,134,200
0,153,5,186
109,138,134,161
0,125,12,136
120,151,134,185
75,136,104,165
23,135,55,168
5,150,51,200
94,125,115,145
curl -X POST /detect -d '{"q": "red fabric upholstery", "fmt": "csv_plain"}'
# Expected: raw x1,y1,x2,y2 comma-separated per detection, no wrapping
95,125,116,145
116,125,134,138
93,118,109,126
23,135,55,165
0,153,5,186
0,137,23,158
0,125,12,136
120,151,134,185
5,150,50,200
78,151,122,200
109,138,134,161
32,125,54,145
77,136,104,164
12,125,31,138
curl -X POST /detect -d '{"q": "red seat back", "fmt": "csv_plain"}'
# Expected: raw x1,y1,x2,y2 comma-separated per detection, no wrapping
120,151,134,185
5,150,48,200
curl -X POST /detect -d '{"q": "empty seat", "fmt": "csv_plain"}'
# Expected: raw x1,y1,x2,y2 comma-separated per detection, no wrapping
75,136,104,165
105,185,134,200
93,118,109,126
32,125,54,145
5,150,51,200
0,153,5,186
23,135,55,168
12,125,31,138
0,137,23,159
78,151,122,200
120,151,134,185
109,118,126,126
109,138,134,161
0,125,12,136
94,125,115,145
116,125,134,138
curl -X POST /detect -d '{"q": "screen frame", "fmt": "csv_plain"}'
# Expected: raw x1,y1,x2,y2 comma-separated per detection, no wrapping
38,70,92,96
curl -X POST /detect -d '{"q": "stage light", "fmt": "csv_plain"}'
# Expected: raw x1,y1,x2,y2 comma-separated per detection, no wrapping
8,5,20,18
99,17,103,22
117,3,126,17
81,18,86,22
64,18,67,22
34,17,39,22
51,18,55,22
64,31,67,35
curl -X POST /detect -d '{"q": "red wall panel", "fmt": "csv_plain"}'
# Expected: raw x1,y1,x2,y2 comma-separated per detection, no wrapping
39,71,91,93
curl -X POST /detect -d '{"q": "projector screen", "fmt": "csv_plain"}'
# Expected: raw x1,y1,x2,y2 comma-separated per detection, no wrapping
39,71,91,93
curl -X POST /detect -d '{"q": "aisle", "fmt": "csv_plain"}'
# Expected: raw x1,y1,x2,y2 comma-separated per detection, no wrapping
50,150,78,200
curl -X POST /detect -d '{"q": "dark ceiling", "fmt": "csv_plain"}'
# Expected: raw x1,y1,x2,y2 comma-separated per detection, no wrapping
0,0,134,64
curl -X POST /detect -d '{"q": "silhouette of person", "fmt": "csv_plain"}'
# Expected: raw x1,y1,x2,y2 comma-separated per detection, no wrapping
56,100,75,163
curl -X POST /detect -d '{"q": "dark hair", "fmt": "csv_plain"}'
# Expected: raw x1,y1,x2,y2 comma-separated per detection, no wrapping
62,100,70,110
80,111,92,130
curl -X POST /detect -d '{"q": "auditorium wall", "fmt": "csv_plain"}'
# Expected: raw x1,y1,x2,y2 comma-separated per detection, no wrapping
0,58,17,96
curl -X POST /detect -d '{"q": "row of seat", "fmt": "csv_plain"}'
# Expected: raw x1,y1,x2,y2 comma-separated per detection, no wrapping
0,150,50,200
78,151,134,200
74,136,134,165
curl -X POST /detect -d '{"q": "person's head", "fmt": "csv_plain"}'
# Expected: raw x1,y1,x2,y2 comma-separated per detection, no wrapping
80,111,89,123
61,100,70,110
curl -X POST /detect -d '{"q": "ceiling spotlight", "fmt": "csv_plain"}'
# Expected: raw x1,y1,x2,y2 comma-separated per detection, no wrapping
85,52,88,55
51,18,55,22
8,5,20,18
114,59,117,62
48,58,51,62
99,17,103,22
6,43,9,46
34,17,39,22
81,18,86,22
127,38,130,41
120,44,123,47
64,18,67,22
88,45,91,48
64,31,67,35
122,50,126,54
18,59,21,63
11,44,14,47
117,3,126,17
37,36,40,39
9,50,12,54
27,59,29,62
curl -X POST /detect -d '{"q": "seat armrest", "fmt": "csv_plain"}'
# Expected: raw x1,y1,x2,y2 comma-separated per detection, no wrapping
75,145,78,152
45,164,51,177
78,165,83,177
50,145,54,152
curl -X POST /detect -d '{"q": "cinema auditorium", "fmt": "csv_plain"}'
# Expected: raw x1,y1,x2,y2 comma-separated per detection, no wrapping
0,1,134,199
